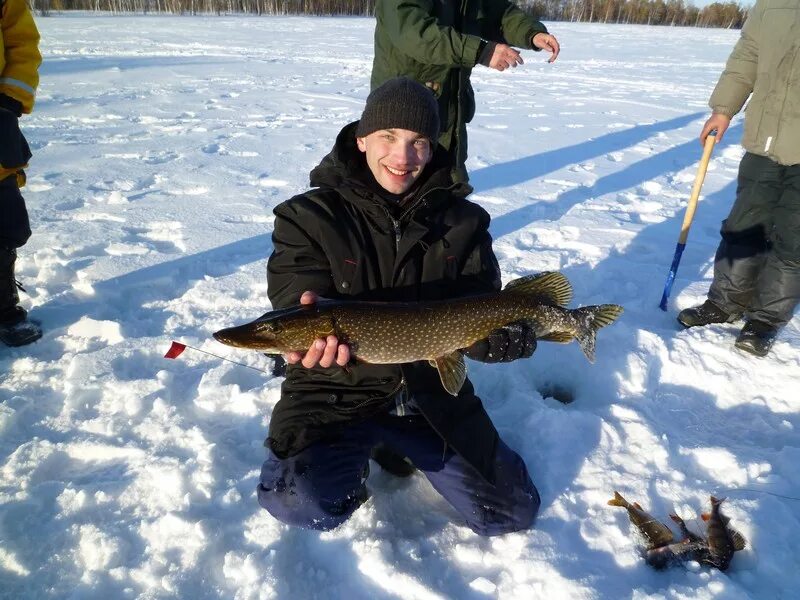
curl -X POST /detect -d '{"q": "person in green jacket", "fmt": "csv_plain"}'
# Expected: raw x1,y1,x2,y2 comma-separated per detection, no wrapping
677,0,800,357
370,0,559,183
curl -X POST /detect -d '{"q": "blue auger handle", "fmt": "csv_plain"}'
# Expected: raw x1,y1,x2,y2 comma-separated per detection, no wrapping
659,242,686,311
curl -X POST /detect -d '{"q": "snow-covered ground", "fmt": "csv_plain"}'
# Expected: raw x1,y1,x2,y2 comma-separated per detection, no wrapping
1,14,798,600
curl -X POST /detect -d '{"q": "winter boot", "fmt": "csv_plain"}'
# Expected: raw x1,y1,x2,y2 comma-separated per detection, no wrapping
370,443,416,478
734,320,778,357
0,247,42,347
677,300,740,328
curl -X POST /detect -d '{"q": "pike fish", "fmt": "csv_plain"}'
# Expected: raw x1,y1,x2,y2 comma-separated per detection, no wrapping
213,271,623,395
607,491,675,549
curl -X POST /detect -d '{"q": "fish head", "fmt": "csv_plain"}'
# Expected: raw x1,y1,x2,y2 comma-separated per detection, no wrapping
213,306,328,353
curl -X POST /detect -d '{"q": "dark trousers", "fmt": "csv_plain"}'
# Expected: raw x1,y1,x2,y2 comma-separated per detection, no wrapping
708,153,800,327
0,176,31,249
257,414,539,536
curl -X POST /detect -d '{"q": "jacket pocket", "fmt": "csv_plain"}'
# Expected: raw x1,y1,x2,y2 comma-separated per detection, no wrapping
336,257,359,294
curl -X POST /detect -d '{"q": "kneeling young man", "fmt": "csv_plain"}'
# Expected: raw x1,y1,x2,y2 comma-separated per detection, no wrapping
258,78,539,536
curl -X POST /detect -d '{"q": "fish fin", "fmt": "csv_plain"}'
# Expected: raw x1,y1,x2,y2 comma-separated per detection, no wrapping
572,304,624,363
503,272,573,307
730,528,747,551
428,360,437,368
607,491,628,507
539,331,573,343
700,513,710,521
669,513,684,525
434,352,466,397
633,502,643,510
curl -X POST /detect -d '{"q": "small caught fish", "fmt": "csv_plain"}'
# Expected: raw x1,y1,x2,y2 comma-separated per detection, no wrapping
645,540,709,570
608,491,674,549
214,271,623,395
669,513,705,543
669,513,713,566
701,496,746,570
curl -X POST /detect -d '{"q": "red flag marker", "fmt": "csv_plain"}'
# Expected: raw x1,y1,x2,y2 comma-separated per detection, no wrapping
164,341,187,359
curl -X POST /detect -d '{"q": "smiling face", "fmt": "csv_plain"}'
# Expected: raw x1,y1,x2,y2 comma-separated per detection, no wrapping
356,128,433,195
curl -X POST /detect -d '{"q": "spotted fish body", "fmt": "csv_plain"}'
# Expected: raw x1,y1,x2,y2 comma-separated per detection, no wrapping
213,271,623,395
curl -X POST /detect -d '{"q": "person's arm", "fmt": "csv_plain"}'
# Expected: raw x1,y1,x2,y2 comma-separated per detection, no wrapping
267,200,349,369
705,0,762,141
1,0,42,114
376,0,484,67
267,200,335,310
490,1,547,49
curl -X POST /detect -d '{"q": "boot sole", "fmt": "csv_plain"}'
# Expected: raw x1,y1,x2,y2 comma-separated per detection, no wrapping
734,339,772,357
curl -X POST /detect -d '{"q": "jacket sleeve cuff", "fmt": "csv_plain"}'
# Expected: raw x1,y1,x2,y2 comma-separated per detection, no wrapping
710,105,737,118
528,26,548,50
0,94,23,117
477,40,495,67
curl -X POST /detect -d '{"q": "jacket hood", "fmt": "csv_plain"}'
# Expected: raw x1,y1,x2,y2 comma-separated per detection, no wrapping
309,121,472,208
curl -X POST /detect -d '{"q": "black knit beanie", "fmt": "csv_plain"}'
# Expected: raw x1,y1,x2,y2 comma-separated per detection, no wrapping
355,77,440,141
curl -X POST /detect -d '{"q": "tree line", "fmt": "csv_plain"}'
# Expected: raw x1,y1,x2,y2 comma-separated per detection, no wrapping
33,0,751,29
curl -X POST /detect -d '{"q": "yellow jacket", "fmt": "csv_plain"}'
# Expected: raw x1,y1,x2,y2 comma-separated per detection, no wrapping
1,0,41,183
1,0,41,113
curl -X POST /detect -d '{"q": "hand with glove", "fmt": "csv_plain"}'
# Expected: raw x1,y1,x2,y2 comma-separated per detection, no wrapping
462,321,537,363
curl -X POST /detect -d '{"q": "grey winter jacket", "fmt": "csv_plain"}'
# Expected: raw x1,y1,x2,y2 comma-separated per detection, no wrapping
709,0,800,166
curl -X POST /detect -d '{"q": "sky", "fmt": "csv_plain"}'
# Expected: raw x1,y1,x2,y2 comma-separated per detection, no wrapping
1,13,798,600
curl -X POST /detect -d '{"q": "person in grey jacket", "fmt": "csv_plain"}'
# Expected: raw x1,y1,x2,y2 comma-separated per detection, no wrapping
678,0,800,357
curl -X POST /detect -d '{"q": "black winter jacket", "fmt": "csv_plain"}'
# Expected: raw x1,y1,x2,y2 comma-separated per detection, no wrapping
266,122,504,482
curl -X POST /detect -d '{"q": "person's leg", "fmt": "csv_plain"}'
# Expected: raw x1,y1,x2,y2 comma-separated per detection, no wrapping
707,153,784,314
747,163,800,328
387,416,539,536
0,177,39,347
257,425,373,531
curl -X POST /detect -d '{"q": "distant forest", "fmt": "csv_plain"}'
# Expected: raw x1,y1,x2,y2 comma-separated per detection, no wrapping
34,0,751,29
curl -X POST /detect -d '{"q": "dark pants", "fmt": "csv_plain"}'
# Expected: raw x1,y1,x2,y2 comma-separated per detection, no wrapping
257,414,539,536
708,153,800,327
0,176,31,249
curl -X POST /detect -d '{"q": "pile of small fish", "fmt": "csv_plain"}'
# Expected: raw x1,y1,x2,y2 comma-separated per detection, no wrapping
608,492,747,571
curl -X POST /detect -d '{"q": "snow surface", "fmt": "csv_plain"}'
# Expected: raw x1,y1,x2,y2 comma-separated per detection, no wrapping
1,14,798,600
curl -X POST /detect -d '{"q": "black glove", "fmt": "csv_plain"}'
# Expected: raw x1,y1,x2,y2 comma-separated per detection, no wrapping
264,353,287,377
0,104,31,169
462,322,537,363
0,94,23,117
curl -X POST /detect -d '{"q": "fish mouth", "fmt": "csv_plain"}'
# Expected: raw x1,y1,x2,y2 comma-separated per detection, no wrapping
213,324,273,351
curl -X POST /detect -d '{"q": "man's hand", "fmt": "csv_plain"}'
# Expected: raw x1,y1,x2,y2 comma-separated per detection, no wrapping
532,33,560,63
700,112,731,145
487,43,524,72
284,291,350,368
462,322,537,363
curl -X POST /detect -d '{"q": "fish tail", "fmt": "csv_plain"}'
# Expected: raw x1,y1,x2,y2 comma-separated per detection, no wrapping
573,304,624,363
608,491,629,508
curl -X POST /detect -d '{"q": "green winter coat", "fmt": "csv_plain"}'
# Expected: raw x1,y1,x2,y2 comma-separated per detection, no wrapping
709,0,800,166
371,0,548,178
